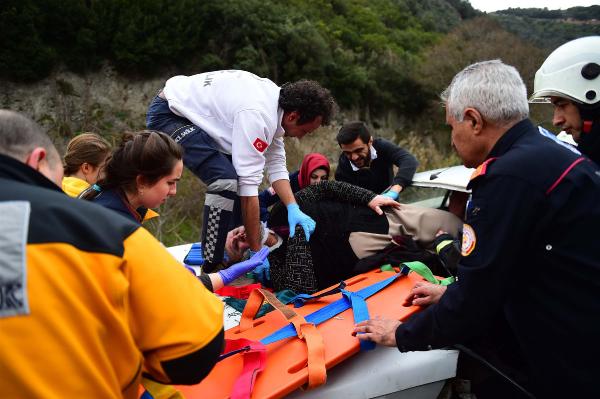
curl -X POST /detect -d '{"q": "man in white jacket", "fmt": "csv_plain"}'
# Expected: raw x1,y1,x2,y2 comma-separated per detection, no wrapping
146,70,336,272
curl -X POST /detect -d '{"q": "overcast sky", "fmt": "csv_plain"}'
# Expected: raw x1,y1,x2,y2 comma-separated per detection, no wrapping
469,0,599,13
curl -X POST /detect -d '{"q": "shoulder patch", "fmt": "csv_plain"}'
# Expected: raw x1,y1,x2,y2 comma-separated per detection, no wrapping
470,157,498,182
253,138,268,153
0,201,31,317
461,223,476,256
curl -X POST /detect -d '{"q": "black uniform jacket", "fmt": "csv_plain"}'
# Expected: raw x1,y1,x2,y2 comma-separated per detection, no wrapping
394,119,600,397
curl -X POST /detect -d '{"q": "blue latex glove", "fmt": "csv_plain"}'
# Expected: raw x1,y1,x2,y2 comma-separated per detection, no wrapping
252,253,271,286
287,203,316,241
217,247,269,285
382,190,399,200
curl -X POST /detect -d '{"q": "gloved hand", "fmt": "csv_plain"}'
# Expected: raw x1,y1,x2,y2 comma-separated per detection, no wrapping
217,247,269,285
382,190,399,201
433,232,461,276
252,253,271,286
287,203,316,241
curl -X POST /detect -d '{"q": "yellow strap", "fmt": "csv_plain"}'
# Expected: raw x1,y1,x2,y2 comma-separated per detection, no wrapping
436,239,453,255
141,378,185,399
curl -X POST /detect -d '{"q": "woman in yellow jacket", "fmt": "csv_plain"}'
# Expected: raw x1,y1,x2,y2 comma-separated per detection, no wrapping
80,130,268,398
62,132,111,197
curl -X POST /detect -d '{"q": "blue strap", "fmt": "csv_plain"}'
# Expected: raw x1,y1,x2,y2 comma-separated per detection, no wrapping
291,282,347,308
260,273,400,345
340,289,375,351
289,293,315,308
183,243,204,265
184,242,228,266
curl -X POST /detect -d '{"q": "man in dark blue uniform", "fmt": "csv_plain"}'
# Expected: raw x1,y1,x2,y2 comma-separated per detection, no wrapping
354,60,600,397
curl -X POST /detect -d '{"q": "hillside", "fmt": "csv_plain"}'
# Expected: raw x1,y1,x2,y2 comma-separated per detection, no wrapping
1,0,480,121
0,1,587,244
491,6,600,50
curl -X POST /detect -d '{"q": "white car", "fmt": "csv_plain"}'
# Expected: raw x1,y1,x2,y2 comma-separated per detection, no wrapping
404,165,473,208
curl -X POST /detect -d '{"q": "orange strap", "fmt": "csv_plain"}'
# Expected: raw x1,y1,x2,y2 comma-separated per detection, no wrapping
239,289,327,389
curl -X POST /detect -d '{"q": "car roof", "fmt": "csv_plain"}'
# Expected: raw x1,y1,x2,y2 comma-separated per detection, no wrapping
411,165,473,193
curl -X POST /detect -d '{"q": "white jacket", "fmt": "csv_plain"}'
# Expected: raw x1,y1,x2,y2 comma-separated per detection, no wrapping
163,70,289,196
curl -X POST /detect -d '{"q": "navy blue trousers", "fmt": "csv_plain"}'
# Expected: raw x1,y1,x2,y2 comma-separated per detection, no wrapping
146,95,241,271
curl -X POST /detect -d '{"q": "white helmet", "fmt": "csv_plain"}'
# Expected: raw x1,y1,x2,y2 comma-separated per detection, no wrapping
530,36,600,106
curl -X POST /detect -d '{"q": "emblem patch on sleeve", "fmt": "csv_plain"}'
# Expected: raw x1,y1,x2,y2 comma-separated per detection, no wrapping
253,138,268,152
461,223,476,256
0,201,31,317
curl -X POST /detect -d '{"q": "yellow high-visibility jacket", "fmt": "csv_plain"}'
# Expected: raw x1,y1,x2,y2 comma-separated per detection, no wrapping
0,154,223,399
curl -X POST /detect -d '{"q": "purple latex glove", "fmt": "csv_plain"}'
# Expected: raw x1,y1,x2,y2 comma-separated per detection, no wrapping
217,247,270,285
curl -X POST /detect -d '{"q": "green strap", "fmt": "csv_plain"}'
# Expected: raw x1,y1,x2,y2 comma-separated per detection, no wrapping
379,264,395,272
401,261,455,286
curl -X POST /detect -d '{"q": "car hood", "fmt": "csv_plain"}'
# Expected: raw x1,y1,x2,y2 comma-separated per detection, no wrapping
411,165,473,193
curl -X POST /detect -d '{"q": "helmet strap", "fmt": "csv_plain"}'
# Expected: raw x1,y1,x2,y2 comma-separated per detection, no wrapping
575,102,600,135
578,117,600,164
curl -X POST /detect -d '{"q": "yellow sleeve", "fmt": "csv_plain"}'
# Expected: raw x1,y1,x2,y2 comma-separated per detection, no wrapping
62,176,90,197
143,208,160,222
123,228,223,381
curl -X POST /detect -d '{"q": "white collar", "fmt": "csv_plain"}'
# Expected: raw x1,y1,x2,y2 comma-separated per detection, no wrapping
350,144,378,171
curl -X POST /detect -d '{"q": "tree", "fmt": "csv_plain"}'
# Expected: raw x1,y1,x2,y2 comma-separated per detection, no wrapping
111,0,205,75
410,16,547,152
0,0,56,81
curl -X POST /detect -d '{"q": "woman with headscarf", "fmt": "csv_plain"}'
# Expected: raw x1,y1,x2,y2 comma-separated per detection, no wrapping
259,152,330,223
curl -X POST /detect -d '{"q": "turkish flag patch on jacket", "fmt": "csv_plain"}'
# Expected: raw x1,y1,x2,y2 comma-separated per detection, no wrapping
253,138,268,152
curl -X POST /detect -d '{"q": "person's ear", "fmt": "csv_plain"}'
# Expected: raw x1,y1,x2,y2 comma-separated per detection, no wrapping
135,175,146,193
367,136,373,146
463,108,483,134
81,162,92,175
24,147,47,171
285,111,300,123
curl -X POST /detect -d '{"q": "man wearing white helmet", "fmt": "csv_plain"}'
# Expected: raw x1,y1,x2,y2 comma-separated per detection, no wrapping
530,36,600,164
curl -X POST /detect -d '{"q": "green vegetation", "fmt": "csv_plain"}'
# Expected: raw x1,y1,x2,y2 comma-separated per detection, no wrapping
1,0,477,119
4,1,594,244
496,6,600,21
491,6,600,50
401,17,551,157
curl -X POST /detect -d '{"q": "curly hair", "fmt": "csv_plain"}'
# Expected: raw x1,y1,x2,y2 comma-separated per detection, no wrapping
278,80,337,125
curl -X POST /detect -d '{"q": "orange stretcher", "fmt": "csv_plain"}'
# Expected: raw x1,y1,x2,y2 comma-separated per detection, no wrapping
168,268,424,399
